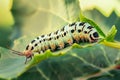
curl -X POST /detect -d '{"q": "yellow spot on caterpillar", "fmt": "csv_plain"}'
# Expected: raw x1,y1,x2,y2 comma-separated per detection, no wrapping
73,34,79,43
67,39,73,45
45,45,49,50
50,44,56,51
59,42,64,49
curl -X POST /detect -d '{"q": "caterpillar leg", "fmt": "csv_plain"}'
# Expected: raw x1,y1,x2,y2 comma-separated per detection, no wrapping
72,35,80,43
25,55,33,64
50,44,56,51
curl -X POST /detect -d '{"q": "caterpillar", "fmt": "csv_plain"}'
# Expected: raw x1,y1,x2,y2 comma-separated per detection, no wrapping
11,22,99,63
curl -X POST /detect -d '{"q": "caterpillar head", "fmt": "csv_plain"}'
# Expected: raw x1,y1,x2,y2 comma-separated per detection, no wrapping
10,49,33,64
23,50,34,63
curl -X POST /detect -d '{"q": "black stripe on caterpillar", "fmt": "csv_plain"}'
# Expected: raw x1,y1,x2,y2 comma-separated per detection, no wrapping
11,22,99,63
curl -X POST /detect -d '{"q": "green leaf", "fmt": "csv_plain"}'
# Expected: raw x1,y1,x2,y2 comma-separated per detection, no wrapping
12,0,80,36
0,38,118,80
27,50,66,68
105,25,117,42
0,47,26,79
0,45,65,79
101,40,120,49
1,35,120,80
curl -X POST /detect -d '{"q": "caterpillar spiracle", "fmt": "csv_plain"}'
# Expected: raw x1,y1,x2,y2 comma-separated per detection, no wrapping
11,22,99,63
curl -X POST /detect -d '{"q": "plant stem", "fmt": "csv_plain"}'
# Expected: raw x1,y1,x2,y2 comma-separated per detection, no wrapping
101,40,120,49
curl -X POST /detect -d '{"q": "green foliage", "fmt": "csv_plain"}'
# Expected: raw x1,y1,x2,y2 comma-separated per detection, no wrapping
105,25,117,42
0,0,120,80
0,0,14,47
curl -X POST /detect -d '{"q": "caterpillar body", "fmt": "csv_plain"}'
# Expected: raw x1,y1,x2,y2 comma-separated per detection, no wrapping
12,22,99,63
